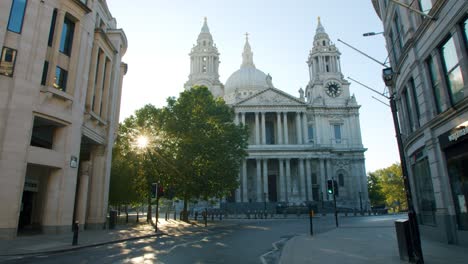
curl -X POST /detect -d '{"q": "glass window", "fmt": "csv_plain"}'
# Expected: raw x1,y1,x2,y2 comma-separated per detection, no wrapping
427,56,442,113
463,17,468,47
59,16,75,55
54,66,68,91
48,9,57,47
409,79,420,126
403,89,414,132
0,47,18,77
308,125,314,143
338,173,344,187
446,140,468,230
441,37,465,104
333,124,341,144
418,0,432,14
40,61,48,85
412,157,436,225
389,31,399,64
7,0,27,33
394,13,404,50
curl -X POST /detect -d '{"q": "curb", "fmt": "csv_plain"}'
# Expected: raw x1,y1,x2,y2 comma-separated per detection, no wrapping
0,231,165,257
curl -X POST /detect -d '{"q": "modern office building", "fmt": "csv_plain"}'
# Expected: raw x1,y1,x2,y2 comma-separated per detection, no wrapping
372,0,468,245
185,18,369,211
0,0,127,239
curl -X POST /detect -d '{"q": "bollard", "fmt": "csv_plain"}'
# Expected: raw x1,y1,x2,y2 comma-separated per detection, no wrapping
204,208,208,227
72,221,79,246
165,211,168,221
174,210,177,220
309,210,314,236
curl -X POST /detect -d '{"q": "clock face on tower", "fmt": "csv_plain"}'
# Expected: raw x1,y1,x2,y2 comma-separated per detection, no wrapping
325,81,342,98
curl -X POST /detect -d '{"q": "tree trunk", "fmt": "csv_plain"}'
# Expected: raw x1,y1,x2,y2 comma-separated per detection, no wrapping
183,195,189,222
125,205,129,223
136,208,139,223
147,196,152,224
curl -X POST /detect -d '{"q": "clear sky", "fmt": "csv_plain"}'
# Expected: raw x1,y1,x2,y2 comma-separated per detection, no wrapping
106,0,399,173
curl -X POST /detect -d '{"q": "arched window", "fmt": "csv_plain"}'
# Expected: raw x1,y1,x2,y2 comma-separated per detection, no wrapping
338,173,344,186
323,40,326,46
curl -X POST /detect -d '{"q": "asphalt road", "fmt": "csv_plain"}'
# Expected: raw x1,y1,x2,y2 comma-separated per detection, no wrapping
2,216,341,264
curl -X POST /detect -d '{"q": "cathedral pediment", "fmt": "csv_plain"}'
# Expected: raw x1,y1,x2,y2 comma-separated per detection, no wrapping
235,88,306,106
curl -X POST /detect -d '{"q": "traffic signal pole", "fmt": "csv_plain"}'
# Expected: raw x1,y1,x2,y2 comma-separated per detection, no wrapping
333,179,338,227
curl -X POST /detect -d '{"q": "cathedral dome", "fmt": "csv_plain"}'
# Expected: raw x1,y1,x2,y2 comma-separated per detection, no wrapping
224,35,273,98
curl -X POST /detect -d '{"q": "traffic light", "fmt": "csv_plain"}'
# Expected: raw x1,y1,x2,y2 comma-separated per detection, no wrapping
327,180,334,194
333,180,339,197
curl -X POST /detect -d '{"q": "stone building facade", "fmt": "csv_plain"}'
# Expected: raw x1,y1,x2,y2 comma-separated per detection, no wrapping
372,0,468,246
0,0,127,239
185,18,369,210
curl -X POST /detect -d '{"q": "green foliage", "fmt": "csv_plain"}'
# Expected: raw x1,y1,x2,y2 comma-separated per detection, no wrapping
367,172,386,207
368,163,407,212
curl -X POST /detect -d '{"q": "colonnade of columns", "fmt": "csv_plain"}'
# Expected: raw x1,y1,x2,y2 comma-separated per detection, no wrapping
234,111,309,145
235,157,336,204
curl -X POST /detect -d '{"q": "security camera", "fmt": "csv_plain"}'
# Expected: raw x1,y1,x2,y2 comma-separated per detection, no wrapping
382,67,394,87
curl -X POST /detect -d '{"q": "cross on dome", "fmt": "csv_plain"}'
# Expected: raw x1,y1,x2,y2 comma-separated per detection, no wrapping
242,33,255,67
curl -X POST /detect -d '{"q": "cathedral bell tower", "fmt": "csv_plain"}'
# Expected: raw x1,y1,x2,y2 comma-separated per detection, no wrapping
305,17,351,106
184,17,224,97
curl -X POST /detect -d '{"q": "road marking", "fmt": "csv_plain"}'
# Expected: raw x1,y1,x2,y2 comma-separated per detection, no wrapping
260,238,288,264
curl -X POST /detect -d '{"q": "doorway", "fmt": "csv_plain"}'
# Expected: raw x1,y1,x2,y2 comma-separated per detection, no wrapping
18,191,34,229
268,174,277,202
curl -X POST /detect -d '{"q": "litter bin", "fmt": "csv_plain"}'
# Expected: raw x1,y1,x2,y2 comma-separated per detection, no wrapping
395,219,413,262
109,210,117,229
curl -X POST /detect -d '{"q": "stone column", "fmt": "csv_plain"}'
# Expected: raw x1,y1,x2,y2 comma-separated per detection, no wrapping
255,112,260,145
261,112,266,145
320,159,326,201
86,146,106,228
242,159,248,202
241,112,246,124
234,112,239,125
263,159,269,202
256,159,262,202
283,112,289,144
277,112,283,144
76,161,91,229
279,159,285,202
299,158,306,201
285,159,291,202
305,158,313,201
296,112,302,144
302,112,308,144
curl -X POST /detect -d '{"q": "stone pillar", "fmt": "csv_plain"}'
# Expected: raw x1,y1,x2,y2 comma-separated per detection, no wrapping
277,112,283,144
255,112,260,145
241,112,246,124
279,159,285,202
299,158,306,201
305,158,313,201
86,146,106,228
256,159,262,202
283,112,289,144
261,112,266,145
234,112,239,125
320,159,326,201
296,112,302,144
302,112,308,144
76,161,91,229
242,159,248,202
263,159,269,202
285,159,291,202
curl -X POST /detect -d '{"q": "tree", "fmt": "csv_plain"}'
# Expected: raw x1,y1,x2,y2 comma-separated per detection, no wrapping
367,172,385,207
369,163,407,212
161,86,249,221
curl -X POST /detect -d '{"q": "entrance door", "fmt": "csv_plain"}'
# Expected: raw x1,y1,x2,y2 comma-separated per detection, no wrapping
18,191,33,229
268,175,277,202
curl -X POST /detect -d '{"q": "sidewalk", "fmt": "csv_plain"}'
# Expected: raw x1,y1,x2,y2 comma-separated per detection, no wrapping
0,218,236,257
279,215,468,264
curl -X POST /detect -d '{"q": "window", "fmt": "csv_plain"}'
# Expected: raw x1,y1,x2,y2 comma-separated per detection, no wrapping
441,36,464,104
393,13,404,51
427,56,443,113
418,0,432,14
202,56,207,62
48,9,57,47
308,125,314,143
402,89,414,132
54,66,68,91
463,17,468,47
59,16,75,55
389,31,399,64
412,155,436,225
202,65,207,73
40,61,49,85
7,0,27,33
0,47,17,77
408,79,420,127
333,124,341,144
338,173,344,187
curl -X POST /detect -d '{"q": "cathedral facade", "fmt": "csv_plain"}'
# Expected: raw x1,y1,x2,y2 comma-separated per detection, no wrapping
185,18,369,210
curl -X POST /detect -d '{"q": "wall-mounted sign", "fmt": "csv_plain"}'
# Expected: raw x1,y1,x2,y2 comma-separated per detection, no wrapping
70,156,78,168
439,121,468,149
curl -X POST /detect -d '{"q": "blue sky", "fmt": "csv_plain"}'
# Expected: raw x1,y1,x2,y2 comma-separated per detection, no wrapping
106,0,398,173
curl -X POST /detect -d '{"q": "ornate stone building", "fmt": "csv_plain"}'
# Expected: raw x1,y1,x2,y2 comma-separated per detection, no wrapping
186,18,368,210
0,0,127,238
